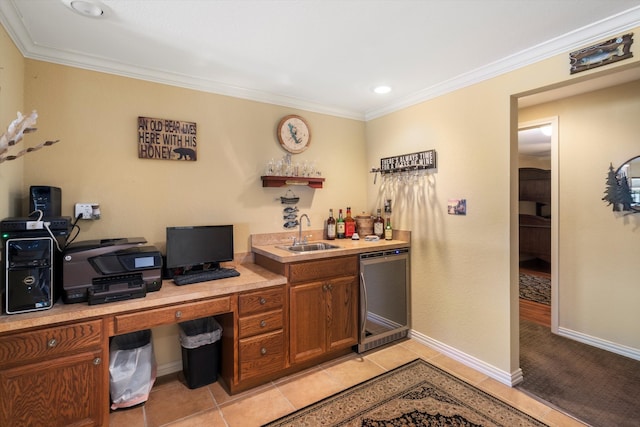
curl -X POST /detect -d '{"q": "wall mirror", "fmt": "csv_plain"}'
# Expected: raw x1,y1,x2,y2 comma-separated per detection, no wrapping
604,155,640,213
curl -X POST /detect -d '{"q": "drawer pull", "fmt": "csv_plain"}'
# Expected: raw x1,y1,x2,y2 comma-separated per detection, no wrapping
260,347,267,355
260,320,267,328
93,357,102,366
48,338,58,348
259,297,266,305
175,310,182,319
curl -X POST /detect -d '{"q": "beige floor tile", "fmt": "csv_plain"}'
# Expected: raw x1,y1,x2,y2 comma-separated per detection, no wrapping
428,353,490,385
108,339,586,427
363,341,421,370
209,379,275,406
220,387,294,427
275,369,344,409
321,355,385,388
400,338,442,359
109,405,145,427
542,408,589,427
165,408,227,426
144,380,216,427
478,377,553,421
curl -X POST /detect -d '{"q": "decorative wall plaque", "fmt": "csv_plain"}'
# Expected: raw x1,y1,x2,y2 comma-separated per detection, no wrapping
380,149,437,174
137,116,197,161
570,33,633,75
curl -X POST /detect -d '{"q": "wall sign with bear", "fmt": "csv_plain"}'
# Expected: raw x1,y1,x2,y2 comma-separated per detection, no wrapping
137,116,197,161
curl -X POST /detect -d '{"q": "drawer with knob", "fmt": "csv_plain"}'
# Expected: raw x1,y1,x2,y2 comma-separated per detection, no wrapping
238,329,284,381
113,296,231,334
238,309,283,339
0,320,103,368
238,287,284,316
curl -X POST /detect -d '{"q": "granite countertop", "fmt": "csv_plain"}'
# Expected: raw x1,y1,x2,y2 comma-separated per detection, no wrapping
0,262,286,334
251,229,411,263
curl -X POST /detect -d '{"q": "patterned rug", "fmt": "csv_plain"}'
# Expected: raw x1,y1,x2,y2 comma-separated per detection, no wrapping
263,359,548,427
519,273,550,305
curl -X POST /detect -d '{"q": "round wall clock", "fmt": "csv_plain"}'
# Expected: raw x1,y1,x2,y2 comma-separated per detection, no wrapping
277,115,311,154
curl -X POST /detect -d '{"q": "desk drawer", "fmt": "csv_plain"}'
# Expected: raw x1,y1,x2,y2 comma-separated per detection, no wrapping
239,329,284,381
238,309,283,339
0,320,102,367
238,287,284,316
114,296,231,335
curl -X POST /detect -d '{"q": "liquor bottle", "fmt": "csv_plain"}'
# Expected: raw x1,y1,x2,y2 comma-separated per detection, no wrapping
373,208,384,238
326,209,336,240
384,214,393,240
345,207,356,238
336,209,346,239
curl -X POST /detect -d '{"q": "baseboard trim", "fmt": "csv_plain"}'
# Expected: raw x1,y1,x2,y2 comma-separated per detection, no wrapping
157,360,183,378
557,327,640,362
409,329,523,387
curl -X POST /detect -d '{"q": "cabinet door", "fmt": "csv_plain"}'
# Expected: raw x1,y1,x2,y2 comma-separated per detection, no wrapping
326,276,359,352
0,349,104,426
289,281,326,364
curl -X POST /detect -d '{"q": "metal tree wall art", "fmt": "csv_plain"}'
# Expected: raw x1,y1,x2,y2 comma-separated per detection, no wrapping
602,163,635,213
0,111,59,163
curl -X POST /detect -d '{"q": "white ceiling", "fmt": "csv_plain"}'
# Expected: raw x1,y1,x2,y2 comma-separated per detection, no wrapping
1,0,640,120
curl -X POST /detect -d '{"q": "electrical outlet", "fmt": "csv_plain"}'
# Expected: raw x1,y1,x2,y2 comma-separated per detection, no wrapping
75,203,93,220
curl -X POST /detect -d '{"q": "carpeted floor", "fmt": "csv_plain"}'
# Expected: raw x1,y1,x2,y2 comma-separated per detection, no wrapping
264,359,548,427
518,319,640,427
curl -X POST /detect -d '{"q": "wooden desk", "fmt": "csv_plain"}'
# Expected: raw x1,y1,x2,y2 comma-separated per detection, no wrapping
0,262,286,427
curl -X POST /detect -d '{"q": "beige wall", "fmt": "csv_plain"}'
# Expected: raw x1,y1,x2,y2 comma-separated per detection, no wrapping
0,25,24,218
19,59,366,367
520,81,640,349
366,32,640,375
22,61,367,254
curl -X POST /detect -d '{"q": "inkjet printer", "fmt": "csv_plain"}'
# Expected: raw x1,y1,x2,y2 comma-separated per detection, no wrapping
62,237,163,305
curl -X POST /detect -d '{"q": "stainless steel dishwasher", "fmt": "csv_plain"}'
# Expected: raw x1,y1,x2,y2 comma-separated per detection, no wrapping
357,248,410,353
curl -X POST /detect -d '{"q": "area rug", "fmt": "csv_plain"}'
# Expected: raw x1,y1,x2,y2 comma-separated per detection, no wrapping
519,273,550,305
263,359,548,427
518,319,640,427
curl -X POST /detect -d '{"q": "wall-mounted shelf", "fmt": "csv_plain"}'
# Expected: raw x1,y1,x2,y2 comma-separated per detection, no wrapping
261,175,325,189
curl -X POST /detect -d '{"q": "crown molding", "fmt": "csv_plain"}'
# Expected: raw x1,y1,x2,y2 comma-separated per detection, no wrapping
2,2,639,122
364,6,640,120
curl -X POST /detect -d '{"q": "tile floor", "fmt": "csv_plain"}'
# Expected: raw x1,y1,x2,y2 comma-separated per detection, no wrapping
109,339,587,427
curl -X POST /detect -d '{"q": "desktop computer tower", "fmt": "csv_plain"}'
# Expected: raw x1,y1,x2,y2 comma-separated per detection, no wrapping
3,236,54,314
29,186,61,217
1,217,71,314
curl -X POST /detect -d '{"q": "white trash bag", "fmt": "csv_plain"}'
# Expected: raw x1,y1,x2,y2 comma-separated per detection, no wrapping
109,330,157,410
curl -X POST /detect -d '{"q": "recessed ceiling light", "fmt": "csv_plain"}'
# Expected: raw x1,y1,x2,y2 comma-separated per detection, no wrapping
62,0,105,18
373,85,392,94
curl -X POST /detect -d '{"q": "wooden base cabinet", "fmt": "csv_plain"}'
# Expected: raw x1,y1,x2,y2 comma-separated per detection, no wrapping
0,320,106,426
220,285,287,393
288,256,359,365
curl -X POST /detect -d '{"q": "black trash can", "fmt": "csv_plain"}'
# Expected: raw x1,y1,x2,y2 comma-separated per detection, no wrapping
179,317,222,389
109,329,156,410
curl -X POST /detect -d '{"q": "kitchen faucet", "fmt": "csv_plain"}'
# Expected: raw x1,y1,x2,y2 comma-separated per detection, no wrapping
294,214,311,246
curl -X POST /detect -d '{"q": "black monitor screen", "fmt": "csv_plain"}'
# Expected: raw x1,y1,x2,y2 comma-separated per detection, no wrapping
166,225,234,271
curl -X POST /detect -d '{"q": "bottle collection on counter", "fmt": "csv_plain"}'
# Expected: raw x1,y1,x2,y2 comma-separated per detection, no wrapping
326,205,392,241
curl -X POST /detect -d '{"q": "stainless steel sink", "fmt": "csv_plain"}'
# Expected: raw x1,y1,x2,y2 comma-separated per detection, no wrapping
277,242,341,252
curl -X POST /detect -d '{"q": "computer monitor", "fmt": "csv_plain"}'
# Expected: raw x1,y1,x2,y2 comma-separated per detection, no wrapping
165,225,234,275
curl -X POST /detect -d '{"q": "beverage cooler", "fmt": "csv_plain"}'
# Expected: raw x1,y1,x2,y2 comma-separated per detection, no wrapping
357,248,410,353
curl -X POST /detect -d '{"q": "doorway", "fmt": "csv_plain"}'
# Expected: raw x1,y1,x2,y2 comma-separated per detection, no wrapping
517,118,558,331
